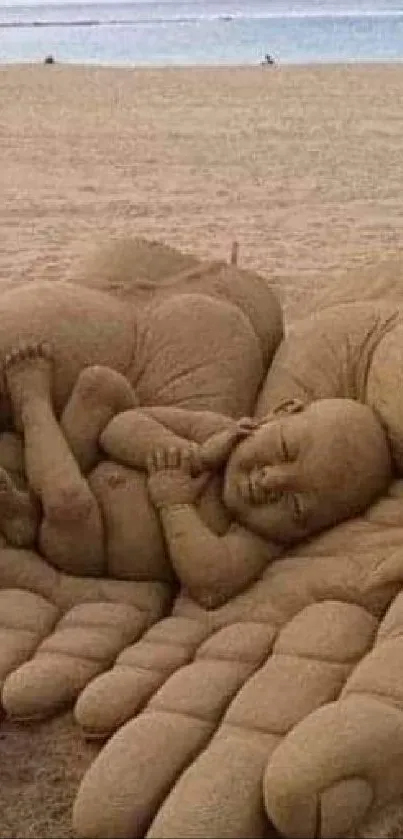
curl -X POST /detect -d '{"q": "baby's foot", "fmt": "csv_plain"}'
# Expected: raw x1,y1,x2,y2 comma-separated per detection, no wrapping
4,342,53,430
0,467,39,546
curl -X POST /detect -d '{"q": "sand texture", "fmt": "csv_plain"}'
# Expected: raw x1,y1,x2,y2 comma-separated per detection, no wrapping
2,62,403,838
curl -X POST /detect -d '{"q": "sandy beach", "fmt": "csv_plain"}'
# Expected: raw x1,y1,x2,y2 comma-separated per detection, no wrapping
2,62,403,837
2,63,403,318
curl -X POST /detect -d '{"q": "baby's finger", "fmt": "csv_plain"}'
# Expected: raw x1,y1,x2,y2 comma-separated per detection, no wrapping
179,449,192,473
167,447,180,469
237,417,258,435
153,448,166,471
237,475,251,501
193,472,211,497
188,444,203,476
251,483,267,505
146,452,157,474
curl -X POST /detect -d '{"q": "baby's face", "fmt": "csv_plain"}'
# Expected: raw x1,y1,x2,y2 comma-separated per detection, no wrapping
223,398,392,544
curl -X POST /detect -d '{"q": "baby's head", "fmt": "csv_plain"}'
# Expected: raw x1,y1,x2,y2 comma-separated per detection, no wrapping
224,398,392,544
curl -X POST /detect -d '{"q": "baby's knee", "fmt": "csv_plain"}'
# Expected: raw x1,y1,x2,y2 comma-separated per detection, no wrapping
73,366,136,411
44,483,94,524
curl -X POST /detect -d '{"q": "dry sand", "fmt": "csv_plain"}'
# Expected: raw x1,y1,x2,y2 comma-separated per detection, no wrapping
2,62,403,837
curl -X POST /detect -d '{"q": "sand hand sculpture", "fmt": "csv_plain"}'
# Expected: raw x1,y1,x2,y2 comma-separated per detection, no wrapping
3,242,403,839
74,480,403,839
73,301,403,839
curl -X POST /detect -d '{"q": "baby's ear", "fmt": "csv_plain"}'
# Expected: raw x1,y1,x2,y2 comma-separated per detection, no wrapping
273,398,306,417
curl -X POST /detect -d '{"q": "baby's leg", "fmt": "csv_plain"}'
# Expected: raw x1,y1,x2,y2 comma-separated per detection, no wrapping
4,343,104,576
0,467,39,547
61,365,137,474
0,432,39,547
88,461,173,583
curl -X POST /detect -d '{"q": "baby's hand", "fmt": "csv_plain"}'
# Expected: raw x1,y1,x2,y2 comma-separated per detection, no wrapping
146,446,209,509
200,417,259,470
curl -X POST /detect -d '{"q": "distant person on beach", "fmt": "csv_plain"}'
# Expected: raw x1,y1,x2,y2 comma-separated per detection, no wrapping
261,53,275,66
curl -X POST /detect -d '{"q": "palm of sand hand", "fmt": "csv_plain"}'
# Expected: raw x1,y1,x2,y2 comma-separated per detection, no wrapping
4,487,403,839
146,446,209,509
72,485,403,839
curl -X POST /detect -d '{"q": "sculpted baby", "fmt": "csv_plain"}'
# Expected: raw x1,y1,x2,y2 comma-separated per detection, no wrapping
100,395,392,609
0,382,391,611
0,237,283,577
62,394,393,777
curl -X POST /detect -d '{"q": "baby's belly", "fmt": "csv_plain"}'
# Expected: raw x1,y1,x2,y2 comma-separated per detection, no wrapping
0,282,135,411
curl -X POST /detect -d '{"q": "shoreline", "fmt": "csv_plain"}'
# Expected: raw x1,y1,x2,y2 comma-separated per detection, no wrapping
2,59,403,68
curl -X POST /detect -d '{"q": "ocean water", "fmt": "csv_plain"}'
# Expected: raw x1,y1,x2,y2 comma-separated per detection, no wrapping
1,0,403,65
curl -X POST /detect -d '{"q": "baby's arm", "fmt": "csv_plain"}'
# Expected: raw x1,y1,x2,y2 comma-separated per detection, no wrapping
147,447,279,609
100,406,250,472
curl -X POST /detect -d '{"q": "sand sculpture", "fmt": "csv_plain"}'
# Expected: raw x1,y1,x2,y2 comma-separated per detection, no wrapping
2,241,403,838
73,298,403,839
0,238,283,711
0,241,281,572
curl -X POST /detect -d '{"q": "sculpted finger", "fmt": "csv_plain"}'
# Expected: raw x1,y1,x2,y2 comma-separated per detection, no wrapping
167,446,180,469
243,473,262,505
193,472,211,499
264,698,402,839
153,447,167,471
274,397,305,416
237,475,251,502
146,602,376,839
146,452,157,475
249,468,266,505
179,447,190,468
73,619,272,839
263,593,403,839
178,447,193,474
2,602,155,722
236,416,258,436
0,589,59,696
75,617,211,740
188,442,203,476
257,466,274,490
